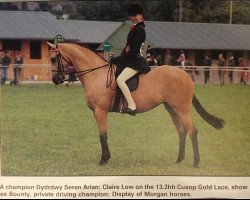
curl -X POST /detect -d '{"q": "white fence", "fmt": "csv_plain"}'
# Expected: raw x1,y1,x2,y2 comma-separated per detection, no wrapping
0,64,52,82
152,65,250,84
1,64,249,84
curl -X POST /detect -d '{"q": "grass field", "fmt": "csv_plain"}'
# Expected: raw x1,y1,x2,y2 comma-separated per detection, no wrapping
0,83,249,176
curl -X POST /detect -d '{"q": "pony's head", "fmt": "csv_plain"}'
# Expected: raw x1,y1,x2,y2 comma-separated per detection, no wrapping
47,42,109,85
47,42,70,85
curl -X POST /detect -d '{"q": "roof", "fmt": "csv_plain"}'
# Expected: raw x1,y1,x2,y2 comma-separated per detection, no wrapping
0,11,75,40
57,20,122,44
101,21,250,51
0,11,121,43
1,11,250,50
145,21,250,50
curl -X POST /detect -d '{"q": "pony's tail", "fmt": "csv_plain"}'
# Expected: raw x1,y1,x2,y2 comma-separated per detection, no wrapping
192,95,225,129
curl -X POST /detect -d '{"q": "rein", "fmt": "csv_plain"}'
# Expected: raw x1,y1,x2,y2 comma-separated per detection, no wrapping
76,64,110,78
52,51,115,87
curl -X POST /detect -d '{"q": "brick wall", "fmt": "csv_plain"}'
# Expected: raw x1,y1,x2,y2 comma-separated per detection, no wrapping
1,40,52,81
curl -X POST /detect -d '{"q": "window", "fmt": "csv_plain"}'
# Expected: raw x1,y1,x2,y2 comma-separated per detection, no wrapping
2,40,21,51
30,41,41,59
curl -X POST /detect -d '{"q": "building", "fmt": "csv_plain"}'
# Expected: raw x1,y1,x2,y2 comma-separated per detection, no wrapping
0,11,121,81
101,20,250,63
1,10,250,83
100,21,250,83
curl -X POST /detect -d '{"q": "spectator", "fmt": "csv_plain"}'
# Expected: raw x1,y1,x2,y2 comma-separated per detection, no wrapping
0,49,2,80
10,50,23,85
146,54,157,66
164,52,172,65
146,45,157,66
177,50,185,70
156,54,164,66
218,54,226,86
66,63,77,87
204,53,212,84
185,60,196,81
146,45,154,58
1,50,11,85
238,58,248,85
228,52,235,84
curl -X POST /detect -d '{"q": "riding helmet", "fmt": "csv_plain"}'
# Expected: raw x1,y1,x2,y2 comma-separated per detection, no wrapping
128,2,144,16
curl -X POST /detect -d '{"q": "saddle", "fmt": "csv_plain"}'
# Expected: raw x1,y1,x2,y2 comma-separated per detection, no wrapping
111,67,139,113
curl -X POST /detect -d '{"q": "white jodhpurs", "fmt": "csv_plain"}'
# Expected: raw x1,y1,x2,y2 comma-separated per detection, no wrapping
117,67,138,110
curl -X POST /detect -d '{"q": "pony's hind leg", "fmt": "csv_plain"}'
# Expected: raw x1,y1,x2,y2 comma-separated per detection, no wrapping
94,108,111,165
179,113,200,168
164,103,187,164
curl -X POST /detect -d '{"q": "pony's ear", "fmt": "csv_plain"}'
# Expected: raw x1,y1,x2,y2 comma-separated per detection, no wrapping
46,41,56,49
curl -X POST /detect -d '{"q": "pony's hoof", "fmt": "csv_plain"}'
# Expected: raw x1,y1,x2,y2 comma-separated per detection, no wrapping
175,157,184,163
98,154,110,166
193,163,199,168
122,107,136,116
98,162,106,166
98,160,109,166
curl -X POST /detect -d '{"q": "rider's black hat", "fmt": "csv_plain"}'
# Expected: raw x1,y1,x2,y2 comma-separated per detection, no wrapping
128,2,144,16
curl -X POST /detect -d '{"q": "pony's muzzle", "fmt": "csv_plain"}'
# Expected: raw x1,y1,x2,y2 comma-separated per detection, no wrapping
52,73,65,85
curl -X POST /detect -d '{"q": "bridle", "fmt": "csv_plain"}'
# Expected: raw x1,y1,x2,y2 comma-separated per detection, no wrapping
51,51,67,85
50,46,114,87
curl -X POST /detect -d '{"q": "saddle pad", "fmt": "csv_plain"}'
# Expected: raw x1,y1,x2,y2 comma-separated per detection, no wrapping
115,67,139,92
126,74,139,91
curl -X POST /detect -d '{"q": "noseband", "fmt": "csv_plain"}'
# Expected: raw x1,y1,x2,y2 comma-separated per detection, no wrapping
51,47,110,85
51,52,67,85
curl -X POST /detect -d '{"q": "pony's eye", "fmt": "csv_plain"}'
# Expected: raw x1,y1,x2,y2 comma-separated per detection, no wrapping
50,57,56,63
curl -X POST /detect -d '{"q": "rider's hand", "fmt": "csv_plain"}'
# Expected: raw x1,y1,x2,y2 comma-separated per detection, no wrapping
109,57,115,64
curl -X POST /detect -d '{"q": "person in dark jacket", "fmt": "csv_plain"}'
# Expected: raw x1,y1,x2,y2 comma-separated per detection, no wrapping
10,50,23,85
1,50,11,85
111,2,151,115
228,52,235,83
66,63,77,87
218,53,226,86
204,53,212,84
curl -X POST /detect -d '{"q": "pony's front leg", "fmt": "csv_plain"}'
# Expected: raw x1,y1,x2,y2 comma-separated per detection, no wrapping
94,109,111,165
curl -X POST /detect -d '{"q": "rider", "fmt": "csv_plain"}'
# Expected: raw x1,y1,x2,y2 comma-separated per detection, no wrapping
110,2,151,115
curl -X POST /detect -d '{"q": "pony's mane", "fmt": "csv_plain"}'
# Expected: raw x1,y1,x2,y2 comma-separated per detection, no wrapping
62,43,108,63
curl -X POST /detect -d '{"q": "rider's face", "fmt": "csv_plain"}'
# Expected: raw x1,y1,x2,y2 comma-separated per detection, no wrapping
129,14,143,23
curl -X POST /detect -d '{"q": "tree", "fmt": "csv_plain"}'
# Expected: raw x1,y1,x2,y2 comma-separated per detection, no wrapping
0,2,18,11
39,2,50,11
70,1,129,21
182,1,230,23
69,0,250,24
143,0,179,21
232,1,250,24
0,1,249,24
181,0,250,24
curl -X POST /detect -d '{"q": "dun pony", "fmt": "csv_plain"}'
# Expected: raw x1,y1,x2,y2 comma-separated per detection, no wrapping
48,42,224,168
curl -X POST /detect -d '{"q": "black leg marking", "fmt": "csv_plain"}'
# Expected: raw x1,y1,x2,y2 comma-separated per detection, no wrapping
191,130,200,168
99,133,111,165
175,133,187,163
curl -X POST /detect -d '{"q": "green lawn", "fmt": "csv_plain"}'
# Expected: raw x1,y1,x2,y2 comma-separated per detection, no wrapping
0,84,249,176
